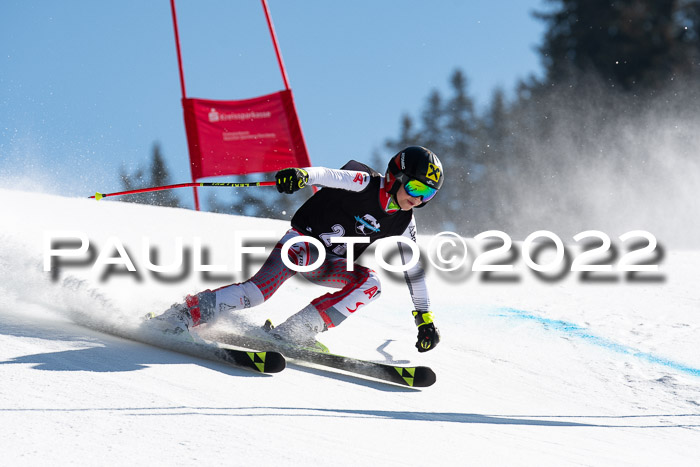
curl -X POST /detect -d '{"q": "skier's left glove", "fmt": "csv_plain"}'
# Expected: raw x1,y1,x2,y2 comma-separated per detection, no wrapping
275,168,309,194
413,310,440,352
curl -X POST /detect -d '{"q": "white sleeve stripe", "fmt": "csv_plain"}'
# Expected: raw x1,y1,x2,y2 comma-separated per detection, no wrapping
398,219,431,312
398,243,431,311
304,167,369,192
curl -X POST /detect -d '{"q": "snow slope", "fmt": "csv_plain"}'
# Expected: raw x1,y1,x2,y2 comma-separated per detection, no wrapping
1,188,699,466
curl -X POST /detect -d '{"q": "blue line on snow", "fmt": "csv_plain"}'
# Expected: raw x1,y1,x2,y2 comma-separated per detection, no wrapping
495,307,700,378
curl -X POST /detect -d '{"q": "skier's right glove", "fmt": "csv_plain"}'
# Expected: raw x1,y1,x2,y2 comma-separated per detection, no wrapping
275,168,309,194
413,310,440,352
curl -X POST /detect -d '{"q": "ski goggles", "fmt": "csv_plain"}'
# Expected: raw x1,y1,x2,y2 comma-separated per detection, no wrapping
404,179,438,202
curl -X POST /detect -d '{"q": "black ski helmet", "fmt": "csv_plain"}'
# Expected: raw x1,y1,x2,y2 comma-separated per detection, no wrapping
386,146,444,207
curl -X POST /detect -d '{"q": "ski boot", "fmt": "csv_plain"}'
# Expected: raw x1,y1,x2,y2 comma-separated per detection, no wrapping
263,304,330,353
145,290,216,336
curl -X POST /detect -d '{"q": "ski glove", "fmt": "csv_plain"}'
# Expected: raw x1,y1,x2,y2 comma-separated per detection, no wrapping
275,168,309,194
413,310,440,352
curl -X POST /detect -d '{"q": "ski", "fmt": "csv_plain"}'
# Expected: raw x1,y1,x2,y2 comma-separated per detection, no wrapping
181,339,286,374
203,331,436,387
97,325,286,374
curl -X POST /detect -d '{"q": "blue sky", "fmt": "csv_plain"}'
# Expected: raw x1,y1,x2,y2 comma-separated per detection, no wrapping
1,0,547,208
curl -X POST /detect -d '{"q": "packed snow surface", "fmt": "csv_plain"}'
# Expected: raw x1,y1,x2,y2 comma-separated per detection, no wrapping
1,188,699,466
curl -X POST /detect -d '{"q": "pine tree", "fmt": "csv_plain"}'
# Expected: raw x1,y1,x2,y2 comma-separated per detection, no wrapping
120,143,182,208
382,69,481,233
535,0,700,90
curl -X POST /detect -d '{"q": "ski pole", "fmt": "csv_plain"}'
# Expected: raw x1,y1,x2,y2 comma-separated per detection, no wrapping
89,181,276,200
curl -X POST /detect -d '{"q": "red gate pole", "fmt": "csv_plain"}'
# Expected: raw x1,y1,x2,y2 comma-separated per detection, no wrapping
261,0,290,91
170,0,187,99
260,0,313,182
170,0,202,210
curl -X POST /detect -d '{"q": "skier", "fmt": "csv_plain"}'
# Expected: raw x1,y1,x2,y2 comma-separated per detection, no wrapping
148,146,443,353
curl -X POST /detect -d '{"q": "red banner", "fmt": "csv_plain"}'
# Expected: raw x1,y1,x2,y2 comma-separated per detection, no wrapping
183,89,311,180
